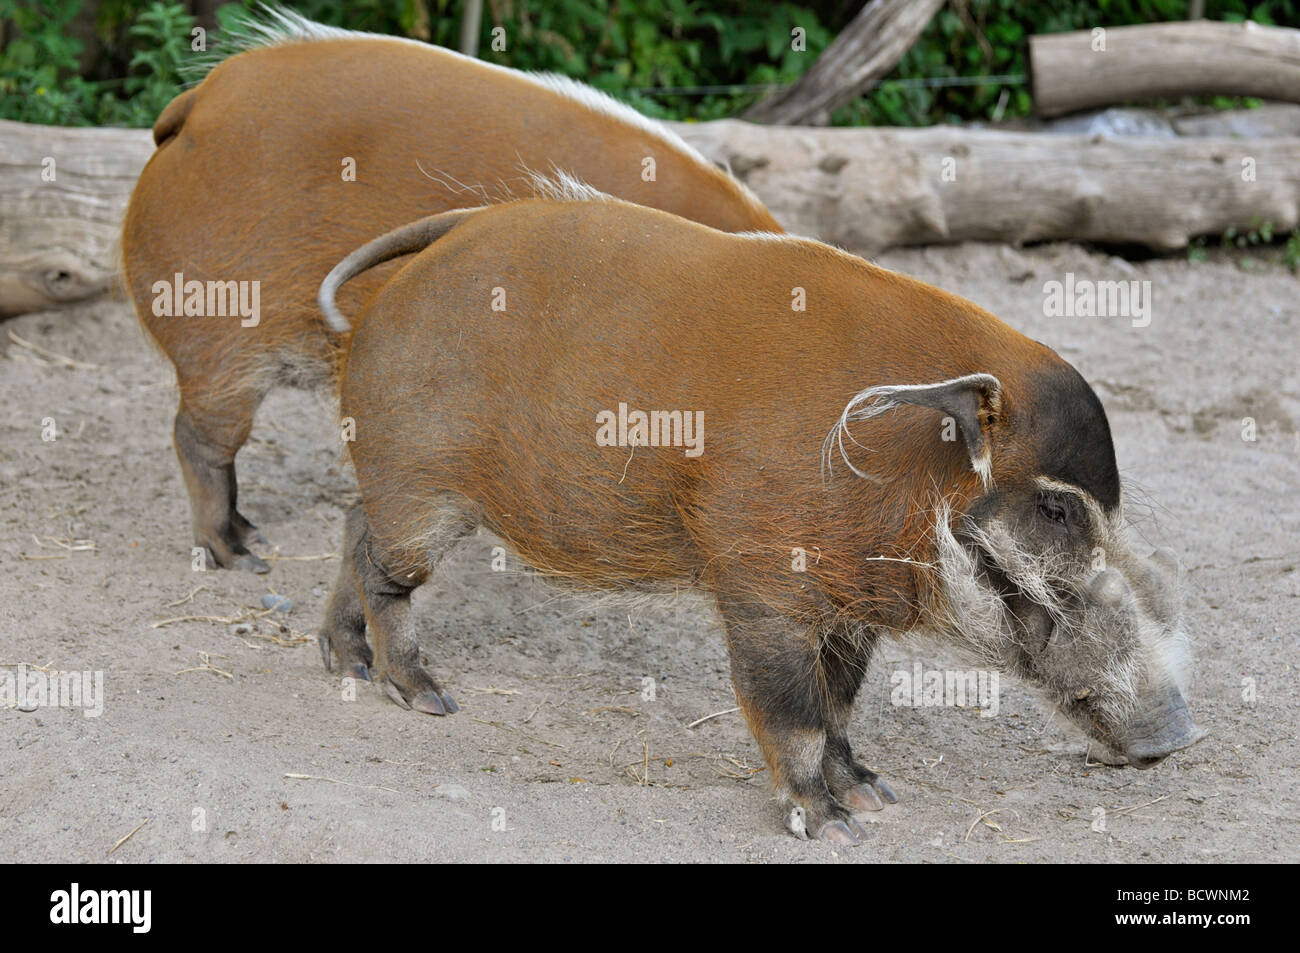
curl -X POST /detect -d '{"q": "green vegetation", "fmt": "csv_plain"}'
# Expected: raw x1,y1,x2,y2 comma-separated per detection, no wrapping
0,0,195,124
1187,222,1300,269
2,0,1298,127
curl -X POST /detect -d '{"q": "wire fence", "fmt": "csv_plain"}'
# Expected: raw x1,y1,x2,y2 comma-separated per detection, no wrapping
622,73,1028,97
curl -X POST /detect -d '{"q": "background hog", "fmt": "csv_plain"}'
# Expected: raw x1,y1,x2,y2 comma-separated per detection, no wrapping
320,194,1205,843
119,8,778,573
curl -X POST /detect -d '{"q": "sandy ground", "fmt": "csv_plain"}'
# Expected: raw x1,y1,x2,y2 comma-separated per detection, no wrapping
1,241,1295,863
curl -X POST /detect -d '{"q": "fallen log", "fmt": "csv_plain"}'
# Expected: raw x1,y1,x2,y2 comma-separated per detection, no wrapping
0,119,152,317
674,120,1300,254
1030,21,1300,118
3,116,1299,318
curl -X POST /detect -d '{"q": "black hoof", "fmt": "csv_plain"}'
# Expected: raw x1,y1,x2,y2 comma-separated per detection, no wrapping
410,691,448,716
232,552,270,574
345,662,371,682
817,817,867,845
382,678,412,710
382,677,456,715
845,783,884,812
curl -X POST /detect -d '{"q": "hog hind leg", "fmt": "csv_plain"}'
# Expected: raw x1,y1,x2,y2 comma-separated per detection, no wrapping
174,383,269,573
318,502,375,681
716,592,867,844
819,623,900,813
357,494,477,715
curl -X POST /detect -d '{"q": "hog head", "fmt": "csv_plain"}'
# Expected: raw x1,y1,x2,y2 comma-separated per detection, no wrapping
833,366,1207,767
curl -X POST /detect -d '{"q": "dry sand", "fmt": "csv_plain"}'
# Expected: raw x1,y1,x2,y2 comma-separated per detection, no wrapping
1,241,1295,862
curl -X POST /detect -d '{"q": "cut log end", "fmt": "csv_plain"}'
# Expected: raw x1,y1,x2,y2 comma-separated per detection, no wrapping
1030,21,1300,118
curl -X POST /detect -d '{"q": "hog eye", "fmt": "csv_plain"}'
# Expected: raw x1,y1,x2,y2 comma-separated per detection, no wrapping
1037,499,1068,527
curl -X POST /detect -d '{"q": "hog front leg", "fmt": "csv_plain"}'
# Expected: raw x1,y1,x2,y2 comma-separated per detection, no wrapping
318,502,375,681
819,623,900,813
716,593,868,844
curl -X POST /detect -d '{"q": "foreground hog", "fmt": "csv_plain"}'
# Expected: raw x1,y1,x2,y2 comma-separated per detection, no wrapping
119,8,778,573
318,194,1205,843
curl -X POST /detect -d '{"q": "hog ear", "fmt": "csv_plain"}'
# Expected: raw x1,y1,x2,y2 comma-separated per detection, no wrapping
867,373,1002,487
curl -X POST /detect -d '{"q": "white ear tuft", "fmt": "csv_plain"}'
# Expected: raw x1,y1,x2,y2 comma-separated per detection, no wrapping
823,373,1002,487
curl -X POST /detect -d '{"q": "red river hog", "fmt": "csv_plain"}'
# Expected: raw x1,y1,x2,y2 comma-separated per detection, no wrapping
316,192,1206,843
119,7,779,572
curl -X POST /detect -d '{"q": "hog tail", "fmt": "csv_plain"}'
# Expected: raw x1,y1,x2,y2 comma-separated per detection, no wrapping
318,205,485,334
151,87,194,147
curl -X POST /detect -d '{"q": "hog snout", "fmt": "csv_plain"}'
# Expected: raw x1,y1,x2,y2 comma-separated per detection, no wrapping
1148,547,1180,584
1123,684,1207,768
1088,567,1129,607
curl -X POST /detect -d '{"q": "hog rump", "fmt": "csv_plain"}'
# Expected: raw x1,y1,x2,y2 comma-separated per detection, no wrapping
318,193,1206,843
119,8,778,573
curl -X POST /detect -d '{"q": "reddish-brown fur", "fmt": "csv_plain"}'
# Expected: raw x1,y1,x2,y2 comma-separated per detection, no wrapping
119,30,778,570
326,197,1071,840
345,208,1048,621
